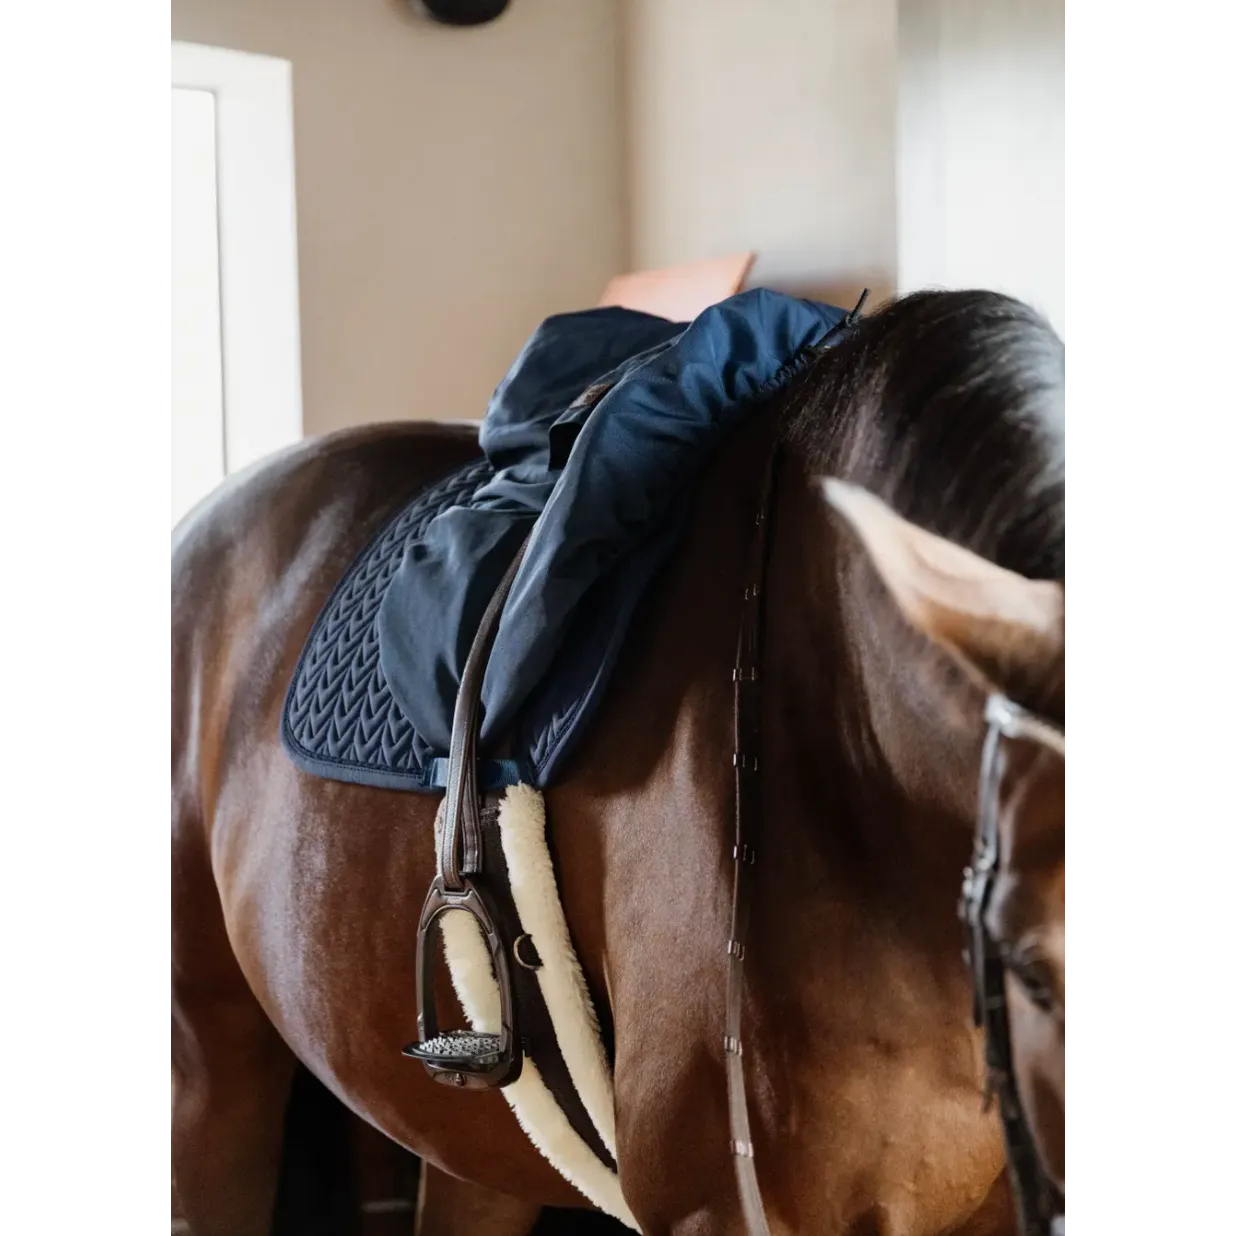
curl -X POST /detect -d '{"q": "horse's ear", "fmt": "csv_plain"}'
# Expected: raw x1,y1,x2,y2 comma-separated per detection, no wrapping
820,478,1063,689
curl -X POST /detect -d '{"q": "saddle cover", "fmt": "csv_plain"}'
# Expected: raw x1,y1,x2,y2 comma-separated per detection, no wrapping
282,288,849,792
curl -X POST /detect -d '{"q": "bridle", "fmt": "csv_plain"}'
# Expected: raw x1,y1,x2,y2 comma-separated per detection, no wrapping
959,694,1065,1236
727,548,1066,1236
724,452,1065,1236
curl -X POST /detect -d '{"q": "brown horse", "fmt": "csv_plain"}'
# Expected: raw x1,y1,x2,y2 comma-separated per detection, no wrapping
172,290,1064,1236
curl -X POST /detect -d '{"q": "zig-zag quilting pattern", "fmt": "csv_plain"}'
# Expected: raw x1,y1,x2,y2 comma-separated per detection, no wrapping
282,458,494,786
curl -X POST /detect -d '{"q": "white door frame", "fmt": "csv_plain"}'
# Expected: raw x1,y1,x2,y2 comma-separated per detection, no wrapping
171,41,303,473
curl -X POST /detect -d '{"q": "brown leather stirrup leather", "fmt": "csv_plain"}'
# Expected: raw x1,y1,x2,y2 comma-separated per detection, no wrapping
404,539,529,1090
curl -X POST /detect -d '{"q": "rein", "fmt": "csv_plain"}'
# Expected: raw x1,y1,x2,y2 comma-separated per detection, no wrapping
724,299,863,1236
724,444,780,1236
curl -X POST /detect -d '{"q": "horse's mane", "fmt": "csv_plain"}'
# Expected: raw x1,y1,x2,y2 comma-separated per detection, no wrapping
783,290,1065,583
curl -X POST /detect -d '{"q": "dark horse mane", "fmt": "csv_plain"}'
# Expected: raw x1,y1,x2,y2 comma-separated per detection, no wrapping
783,289,1065,584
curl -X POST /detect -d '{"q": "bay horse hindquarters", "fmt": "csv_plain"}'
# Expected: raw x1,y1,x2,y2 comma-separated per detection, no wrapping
169,423,555,1235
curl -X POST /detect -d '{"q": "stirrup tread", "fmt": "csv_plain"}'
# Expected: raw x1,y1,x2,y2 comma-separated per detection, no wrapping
403,1030,503,1067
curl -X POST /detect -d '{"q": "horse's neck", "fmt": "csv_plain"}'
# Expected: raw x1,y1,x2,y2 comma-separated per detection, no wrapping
561,430,997,1223
764,450,976,819
566,441,995,1224
756,447,978,958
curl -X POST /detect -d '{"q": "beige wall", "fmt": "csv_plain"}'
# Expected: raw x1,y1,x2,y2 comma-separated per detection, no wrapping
171,0,1061,437
171,0,625,436
897,0,1065,334
622,0,898,308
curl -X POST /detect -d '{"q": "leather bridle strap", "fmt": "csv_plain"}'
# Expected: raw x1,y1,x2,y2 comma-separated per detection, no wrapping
724,445,780,1236
963,694,1065,1236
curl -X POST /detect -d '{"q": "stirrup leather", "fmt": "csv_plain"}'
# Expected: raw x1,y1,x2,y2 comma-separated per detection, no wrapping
404,539,529,1090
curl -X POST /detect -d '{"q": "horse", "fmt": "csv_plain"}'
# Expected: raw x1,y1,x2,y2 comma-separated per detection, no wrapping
171,288,1064,1236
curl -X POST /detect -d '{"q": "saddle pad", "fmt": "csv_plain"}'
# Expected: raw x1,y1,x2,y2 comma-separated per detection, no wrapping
281,450,675,793
283,291,857,794
282,458,514,792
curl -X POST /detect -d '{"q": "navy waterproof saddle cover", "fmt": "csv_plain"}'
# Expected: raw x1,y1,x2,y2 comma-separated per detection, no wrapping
282,288,850,792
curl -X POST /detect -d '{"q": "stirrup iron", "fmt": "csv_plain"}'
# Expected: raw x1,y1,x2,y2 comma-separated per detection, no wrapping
402,873,522,1089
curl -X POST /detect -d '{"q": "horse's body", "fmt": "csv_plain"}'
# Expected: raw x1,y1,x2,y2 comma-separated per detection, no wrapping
172,292,1063,1236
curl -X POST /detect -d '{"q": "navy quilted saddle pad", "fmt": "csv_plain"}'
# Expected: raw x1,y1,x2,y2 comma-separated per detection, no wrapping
281,459,516,792
282,291,855,795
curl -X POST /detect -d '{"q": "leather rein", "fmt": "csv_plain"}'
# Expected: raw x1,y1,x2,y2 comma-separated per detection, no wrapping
725,468,1065,1236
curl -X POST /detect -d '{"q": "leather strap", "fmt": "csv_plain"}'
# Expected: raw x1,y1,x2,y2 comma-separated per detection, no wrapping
440,540,528,891
723,294,868,1235
964,700,1065,1236
724,445,780,1236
